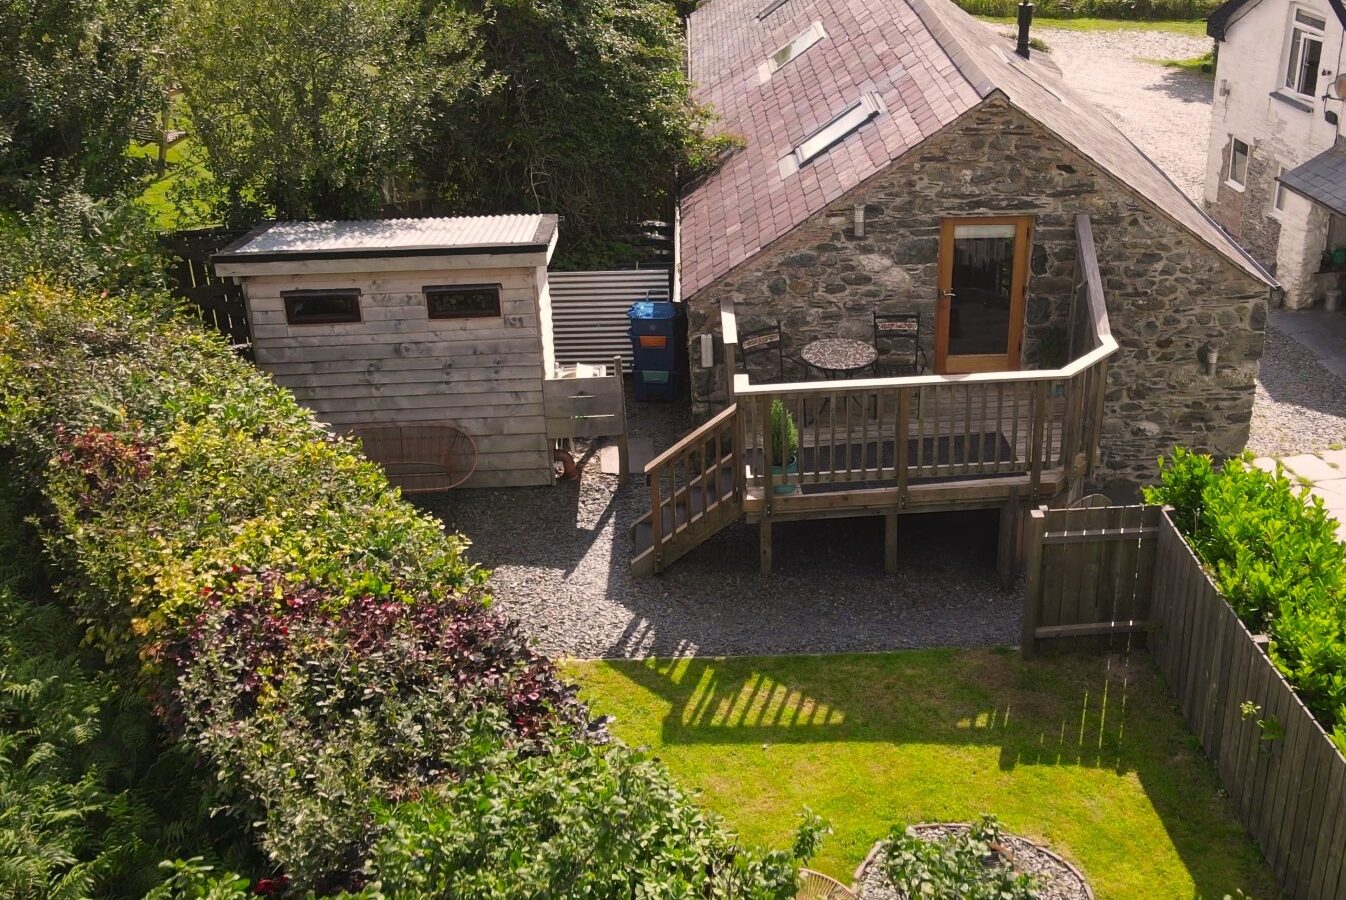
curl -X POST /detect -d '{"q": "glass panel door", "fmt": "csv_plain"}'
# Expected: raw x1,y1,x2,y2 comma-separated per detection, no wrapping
936,217,1031,374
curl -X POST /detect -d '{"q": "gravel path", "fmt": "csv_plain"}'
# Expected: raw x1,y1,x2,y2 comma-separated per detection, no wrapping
420,438,1018,660
1249,326,1346,455
998,26,1213,201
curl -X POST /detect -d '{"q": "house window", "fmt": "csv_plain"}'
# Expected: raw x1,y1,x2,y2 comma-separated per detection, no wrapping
756,0,789,19
1274,164,1289,212
425,284,501,319
1227,138,1249,188
764,22,826,75
282,289,361,325
792,92,882,168
1284,8,1326,97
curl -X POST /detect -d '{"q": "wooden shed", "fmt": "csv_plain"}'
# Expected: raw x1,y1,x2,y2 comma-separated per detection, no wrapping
214,214,570,488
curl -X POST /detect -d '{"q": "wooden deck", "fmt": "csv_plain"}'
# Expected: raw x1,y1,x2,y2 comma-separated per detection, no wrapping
631,214,1118,577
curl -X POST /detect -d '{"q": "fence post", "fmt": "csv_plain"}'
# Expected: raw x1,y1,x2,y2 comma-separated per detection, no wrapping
1021,506,1049,658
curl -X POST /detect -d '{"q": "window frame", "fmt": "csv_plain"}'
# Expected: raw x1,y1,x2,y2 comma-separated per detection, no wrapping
1227,137,1250,189
1283,8,1327,97
281,288,362,326
792,92,883,168
1273,163,1290,215
764,22,826,76
424,283,503,320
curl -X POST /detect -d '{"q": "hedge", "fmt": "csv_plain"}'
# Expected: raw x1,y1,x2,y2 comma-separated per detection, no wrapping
1147,448,1346,752
0,281,816,896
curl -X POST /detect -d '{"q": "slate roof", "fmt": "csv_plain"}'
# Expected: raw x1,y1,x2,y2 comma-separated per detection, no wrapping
1280,142,1346,217
215,215,557,263
680,0,1274,298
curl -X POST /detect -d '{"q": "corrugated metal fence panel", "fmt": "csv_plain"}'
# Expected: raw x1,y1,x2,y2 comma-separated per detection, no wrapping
548,268,672,370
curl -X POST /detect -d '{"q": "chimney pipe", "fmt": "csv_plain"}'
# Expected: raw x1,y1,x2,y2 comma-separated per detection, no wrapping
1016,1,1035,59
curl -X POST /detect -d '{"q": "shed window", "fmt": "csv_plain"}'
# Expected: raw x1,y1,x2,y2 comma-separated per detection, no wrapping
282,289,361,325
1284,8,1326,97
425,284,502,319
793,92,882,168
1227,137,1249,187
765,22,826,75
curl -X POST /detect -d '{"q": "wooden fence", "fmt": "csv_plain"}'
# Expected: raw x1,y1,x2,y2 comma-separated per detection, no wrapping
1020,504,1160,656
1025,504,1346,898
547,267,673,369
162,227,252,357
1148,509,1346,900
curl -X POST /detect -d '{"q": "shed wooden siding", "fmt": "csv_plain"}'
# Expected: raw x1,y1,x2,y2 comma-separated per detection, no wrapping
243,267,552,488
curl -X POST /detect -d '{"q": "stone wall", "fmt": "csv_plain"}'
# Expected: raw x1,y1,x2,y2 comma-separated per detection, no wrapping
686,96,1269,494
1208,134,1282,274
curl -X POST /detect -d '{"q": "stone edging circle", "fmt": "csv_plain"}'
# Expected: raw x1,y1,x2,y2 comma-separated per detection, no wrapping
851,823,1094,900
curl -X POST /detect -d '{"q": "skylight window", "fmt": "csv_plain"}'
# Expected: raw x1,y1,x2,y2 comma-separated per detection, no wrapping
792,92,882,168
771,23,825,70
757,0,789,19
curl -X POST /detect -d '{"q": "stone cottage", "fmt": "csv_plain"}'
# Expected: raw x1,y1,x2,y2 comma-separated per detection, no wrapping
677,0,1276,492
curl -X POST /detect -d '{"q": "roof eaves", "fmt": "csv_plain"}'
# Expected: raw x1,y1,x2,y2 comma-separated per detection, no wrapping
1208,0,1346,39
907,0,996,97
993,93,1276,287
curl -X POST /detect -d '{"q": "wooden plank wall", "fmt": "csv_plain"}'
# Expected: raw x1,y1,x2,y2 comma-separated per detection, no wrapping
1020,504,1160,656
1149,510,1346,900
244,267,552,487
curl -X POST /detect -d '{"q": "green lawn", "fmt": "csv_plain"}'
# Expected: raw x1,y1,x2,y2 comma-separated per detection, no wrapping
568,649,1277,900
976,16,1209,36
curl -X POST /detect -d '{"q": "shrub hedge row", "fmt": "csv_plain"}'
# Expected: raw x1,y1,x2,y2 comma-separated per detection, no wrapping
1147,449,1346,752
0,282,814,896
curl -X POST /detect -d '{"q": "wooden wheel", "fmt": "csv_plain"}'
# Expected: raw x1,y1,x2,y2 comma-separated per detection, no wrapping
796,868,856,899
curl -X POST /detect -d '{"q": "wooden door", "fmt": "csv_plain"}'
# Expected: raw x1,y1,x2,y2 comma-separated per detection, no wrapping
935,216,1033,374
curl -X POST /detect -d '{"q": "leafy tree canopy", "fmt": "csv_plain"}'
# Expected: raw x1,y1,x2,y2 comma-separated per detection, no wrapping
170,0,732,241
0,0,168,207
170,0,486,223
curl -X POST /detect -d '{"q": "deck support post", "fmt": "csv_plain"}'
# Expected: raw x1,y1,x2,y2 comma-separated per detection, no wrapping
1021,505,1049,659
884,510,899,574
997,493,1020,590
759,518,773,576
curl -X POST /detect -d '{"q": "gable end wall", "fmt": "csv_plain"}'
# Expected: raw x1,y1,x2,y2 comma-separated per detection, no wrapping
686,98,1268,493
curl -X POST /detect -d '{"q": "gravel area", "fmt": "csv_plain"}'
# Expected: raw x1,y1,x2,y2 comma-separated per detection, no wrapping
1249,326,1346,456
416,386,1018,660
995,26,1213,201
856,827,1092,900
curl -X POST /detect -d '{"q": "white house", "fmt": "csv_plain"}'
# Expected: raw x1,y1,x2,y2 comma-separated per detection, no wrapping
1205,0,1346,308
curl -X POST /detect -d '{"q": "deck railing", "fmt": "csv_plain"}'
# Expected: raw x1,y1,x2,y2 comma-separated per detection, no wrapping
724,214,1117,504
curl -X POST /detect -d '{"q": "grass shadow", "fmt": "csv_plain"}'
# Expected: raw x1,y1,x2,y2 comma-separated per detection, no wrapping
573,648,1275,899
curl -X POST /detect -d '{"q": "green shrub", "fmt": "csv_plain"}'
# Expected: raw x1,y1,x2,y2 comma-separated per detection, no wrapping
880,816,1038,900
0,280,816,894
0,489,223,898
1147,450,1346,750
769,399,799,465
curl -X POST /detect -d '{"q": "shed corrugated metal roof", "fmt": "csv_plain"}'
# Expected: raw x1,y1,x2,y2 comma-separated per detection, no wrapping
215,214,557,262
1281,143,1346,218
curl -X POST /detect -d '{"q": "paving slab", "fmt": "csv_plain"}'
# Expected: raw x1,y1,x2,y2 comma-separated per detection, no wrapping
1278,453,1344,484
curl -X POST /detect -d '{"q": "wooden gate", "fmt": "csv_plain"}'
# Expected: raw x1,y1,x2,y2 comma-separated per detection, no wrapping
1020,504,1160,656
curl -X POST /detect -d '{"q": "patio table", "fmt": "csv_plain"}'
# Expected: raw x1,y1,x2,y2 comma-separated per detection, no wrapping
801,338,877,379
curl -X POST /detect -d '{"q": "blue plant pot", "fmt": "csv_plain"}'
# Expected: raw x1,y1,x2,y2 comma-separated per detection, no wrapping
771,456,800,495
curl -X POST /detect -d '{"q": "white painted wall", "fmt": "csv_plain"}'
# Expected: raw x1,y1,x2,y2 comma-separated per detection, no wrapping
1206,0,1345,306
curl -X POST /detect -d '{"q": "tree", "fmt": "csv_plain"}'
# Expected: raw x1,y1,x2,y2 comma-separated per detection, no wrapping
0,0,168,207
171,0,484,223
420,0,731,243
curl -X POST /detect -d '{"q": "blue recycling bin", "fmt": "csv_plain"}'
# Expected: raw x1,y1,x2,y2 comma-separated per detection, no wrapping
628,299,686,401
